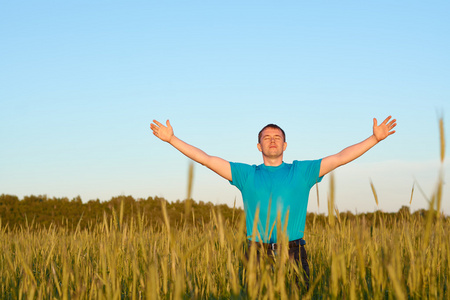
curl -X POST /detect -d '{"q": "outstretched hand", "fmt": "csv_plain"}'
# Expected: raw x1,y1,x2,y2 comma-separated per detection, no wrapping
150,119,173,143
373,116,397,142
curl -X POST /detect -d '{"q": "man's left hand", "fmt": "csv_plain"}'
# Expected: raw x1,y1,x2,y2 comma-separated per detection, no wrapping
373,116,397,142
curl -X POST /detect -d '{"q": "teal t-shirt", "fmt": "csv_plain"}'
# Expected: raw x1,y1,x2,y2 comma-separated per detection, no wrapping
229,160,323,243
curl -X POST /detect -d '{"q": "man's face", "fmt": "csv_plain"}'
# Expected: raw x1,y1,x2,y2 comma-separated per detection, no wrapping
257,127,287,158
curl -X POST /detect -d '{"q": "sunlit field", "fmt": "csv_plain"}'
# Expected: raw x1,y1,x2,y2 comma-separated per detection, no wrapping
1,203,449,299
0,119,446,299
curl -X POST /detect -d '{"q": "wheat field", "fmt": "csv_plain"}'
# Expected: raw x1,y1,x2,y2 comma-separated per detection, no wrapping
0,202,449,299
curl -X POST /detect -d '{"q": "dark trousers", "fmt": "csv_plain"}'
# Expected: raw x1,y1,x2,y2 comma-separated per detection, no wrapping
245,240,310,290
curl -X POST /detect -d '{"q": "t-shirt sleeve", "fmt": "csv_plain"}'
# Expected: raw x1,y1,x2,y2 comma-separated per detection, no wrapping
229,162,253,191
296,159,324,188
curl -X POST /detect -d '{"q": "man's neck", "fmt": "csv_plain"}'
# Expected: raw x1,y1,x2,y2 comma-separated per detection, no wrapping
262,156,283,167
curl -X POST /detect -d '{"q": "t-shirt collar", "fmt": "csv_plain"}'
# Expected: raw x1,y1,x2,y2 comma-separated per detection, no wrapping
261,162,285,171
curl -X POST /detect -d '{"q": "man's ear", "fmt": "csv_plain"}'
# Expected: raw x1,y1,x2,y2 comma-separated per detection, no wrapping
257,143,262,152
283,142,287,151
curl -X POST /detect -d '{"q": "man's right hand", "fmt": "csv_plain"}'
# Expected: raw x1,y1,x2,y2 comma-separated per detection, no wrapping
150,120,174,143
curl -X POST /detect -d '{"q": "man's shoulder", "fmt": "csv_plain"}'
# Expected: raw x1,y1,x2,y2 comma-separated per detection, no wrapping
229,162,258,186
229,162,258,170
291,159,322,170
292,159,322,164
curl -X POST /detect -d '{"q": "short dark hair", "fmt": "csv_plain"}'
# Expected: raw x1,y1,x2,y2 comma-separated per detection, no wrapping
258,124,286,143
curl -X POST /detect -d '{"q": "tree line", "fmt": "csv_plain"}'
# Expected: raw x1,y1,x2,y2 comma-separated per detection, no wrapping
0,194,242,230
0,194,436,231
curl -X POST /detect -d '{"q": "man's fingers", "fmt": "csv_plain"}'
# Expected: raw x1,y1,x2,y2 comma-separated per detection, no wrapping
387,119,397,128
376,116,397,129
150,123,159,132
166,120,171,127
381,116,392,125
153,120,164,127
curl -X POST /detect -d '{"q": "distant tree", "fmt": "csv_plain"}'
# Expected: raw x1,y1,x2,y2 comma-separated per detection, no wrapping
398,205,411,218
72,196,82,203
0,194,19,205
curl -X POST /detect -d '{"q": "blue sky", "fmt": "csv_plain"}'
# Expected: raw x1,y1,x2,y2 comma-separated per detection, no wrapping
1,1,449,214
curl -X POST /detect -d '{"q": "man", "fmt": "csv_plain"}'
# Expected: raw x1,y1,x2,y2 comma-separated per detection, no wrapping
150,116,397,288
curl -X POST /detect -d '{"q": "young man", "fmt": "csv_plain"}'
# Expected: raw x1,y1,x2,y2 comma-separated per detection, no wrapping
150,116,396,287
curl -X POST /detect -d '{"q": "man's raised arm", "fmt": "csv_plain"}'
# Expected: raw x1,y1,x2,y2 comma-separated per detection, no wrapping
319,116,397,177
150,119,232,181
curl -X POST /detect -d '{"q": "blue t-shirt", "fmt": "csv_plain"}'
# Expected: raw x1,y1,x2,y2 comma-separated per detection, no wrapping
229,160,323,243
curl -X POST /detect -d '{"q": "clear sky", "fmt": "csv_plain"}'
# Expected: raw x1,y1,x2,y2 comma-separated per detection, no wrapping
1,1,449,214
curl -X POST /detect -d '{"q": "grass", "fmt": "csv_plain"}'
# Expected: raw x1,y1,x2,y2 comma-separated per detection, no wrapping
1,206,449,299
